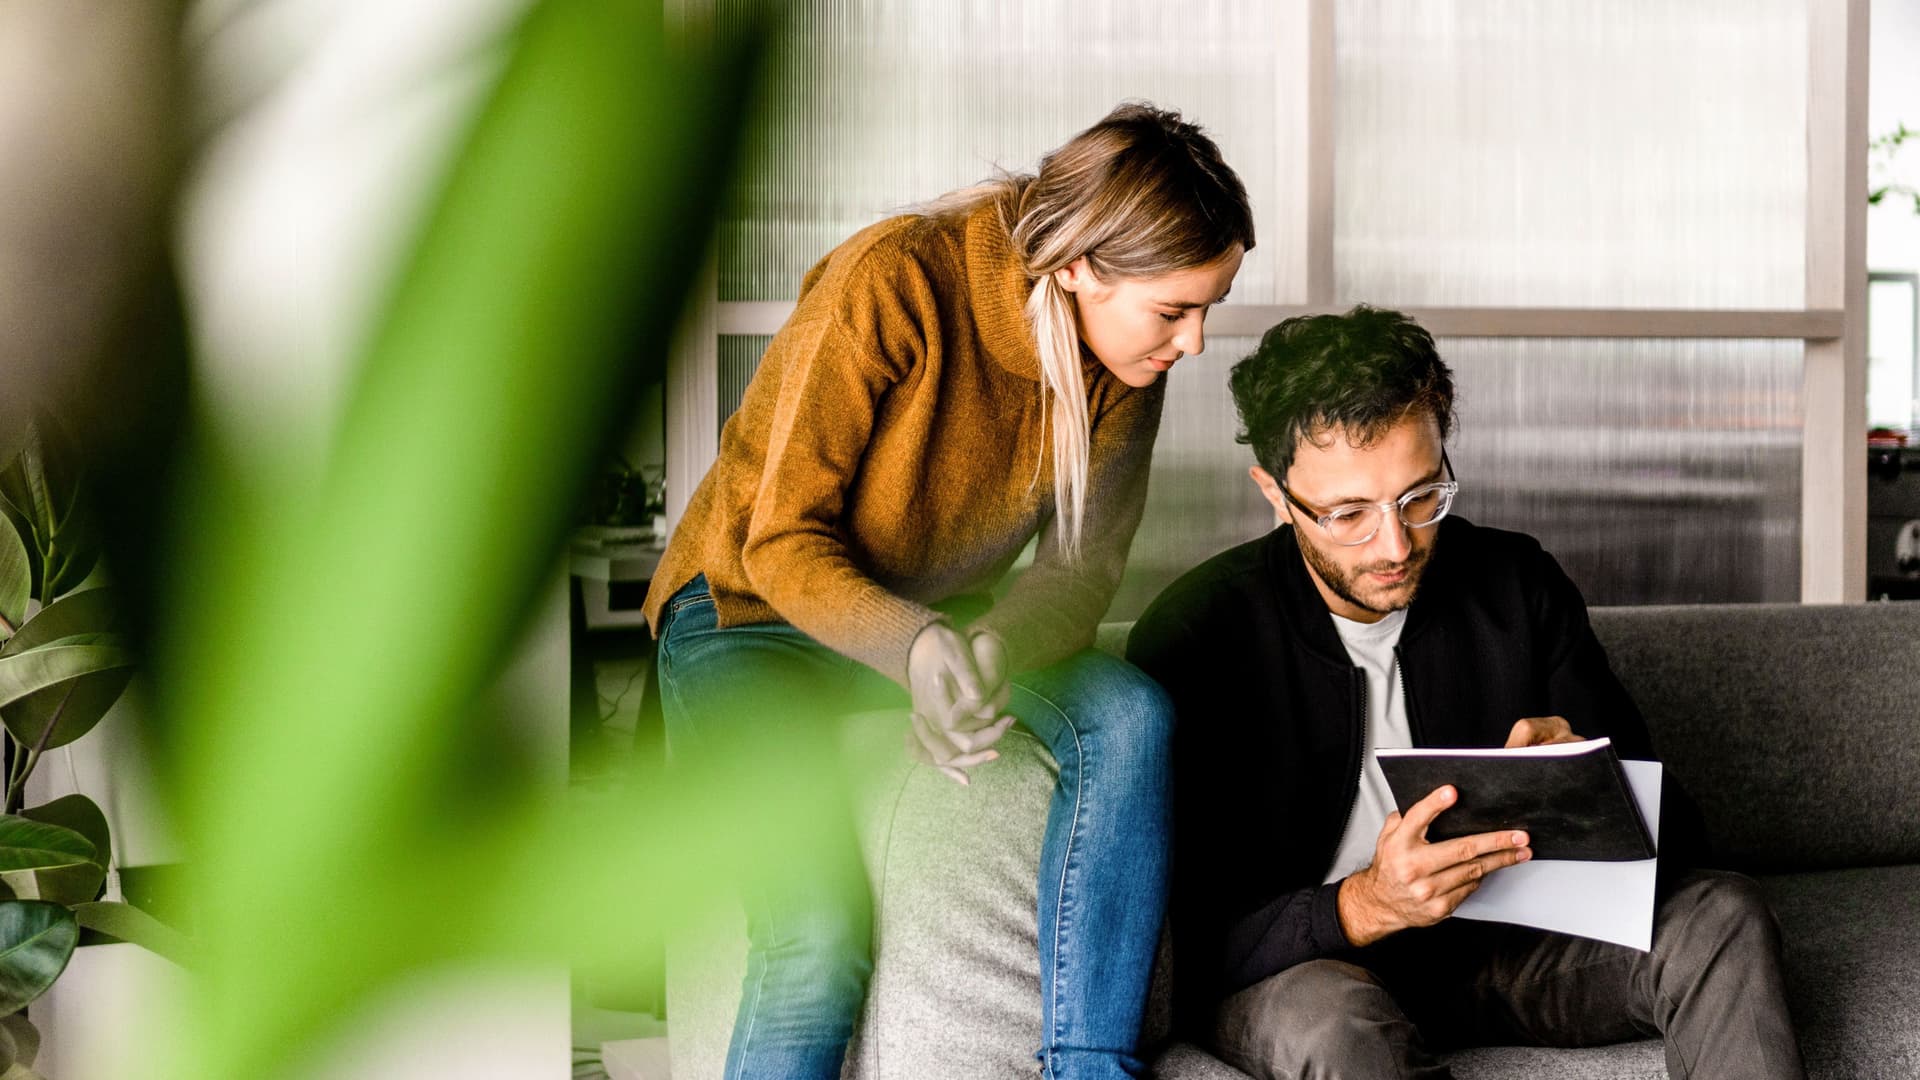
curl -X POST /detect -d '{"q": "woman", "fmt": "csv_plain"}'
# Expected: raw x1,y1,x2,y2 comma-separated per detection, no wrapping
646,102,1254,1079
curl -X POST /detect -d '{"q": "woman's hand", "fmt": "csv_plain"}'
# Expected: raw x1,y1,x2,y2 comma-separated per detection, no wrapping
905,624,1015,785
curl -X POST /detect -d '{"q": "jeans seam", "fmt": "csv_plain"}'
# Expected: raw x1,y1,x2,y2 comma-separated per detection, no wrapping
729,879,773,1080
1016,681,1086,1070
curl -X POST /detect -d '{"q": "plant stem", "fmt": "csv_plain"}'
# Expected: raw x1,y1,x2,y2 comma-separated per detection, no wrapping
5,680,74,814
3,738,25,811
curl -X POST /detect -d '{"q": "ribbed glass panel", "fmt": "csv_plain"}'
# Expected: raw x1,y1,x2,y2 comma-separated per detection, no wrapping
1334,0,1808,308
1442,338,1803,606
717,0,1302,305
718,334,773,427
1111,337,1275,620
701,333,1800,616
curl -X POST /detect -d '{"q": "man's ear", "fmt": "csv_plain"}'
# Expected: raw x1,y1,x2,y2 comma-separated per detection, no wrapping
1250,465,1290,525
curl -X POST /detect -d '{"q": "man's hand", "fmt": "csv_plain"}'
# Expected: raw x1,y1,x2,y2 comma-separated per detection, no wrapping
1505,715,1583,748
1337,785,1532,947
904,624,1014,785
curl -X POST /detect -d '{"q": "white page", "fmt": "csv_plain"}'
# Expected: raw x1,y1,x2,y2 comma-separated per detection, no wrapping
1448,759,1663,952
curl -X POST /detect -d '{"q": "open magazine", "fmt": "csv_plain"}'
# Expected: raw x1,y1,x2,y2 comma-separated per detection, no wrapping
1375,740,1663,951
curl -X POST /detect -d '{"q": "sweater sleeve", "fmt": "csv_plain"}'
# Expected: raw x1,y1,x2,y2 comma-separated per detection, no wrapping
970,378,1164,672
737,314,947,685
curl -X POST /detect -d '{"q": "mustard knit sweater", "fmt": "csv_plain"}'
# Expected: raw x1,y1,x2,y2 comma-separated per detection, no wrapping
642,204,1165,685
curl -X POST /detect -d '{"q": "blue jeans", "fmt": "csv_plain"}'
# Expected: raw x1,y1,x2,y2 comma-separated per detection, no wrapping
657,576,1173,1079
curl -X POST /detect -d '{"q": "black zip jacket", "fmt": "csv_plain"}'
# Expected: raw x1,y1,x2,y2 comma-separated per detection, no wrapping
1125,518,1705,1028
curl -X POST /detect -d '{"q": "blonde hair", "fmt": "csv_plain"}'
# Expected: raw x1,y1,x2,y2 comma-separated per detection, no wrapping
924,103,1254,560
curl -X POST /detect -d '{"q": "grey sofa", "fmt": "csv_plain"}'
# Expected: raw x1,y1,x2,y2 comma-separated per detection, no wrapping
667,601,1920,1078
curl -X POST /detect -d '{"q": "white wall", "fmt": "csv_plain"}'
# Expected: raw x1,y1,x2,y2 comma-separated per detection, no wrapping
1869,0,1920,276
1868,0,1920,429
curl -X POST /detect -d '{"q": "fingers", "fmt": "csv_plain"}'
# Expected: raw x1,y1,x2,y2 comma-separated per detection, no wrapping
945,712,1016,754
946,649,988,714
1404,826,1528,879
1395,785,1457,841
907,712,999,784
1507,715,1580,747
969,631,1008,687
1423,841,1532,899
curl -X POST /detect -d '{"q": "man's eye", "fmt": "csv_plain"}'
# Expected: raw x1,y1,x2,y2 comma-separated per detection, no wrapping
1158,311,1182,322
1325,505,1371,522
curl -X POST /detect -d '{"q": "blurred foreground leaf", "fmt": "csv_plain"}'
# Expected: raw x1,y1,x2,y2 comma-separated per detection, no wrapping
144,1,796,1076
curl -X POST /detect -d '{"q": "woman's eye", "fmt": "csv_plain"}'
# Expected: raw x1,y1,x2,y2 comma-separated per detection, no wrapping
1158,311,1182,323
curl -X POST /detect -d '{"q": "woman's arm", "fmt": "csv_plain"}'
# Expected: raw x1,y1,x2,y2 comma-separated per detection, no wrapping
969,379,1165,672
736,313,947,686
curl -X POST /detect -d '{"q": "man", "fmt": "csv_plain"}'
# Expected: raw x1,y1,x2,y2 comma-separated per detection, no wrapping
1127,306,1803,1079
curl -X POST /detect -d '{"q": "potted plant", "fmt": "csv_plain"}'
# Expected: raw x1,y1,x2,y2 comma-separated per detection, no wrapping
0,414,188,1079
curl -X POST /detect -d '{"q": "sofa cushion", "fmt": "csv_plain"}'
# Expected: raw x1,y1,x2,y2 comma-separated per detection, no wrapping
1587,602,1920,873
1759,864,1920,1078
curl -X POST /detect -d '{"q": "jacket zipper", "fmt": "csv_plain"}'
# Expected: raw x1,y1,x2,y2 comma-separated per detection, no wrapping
1329,667,1368,876
1393,644,1424,744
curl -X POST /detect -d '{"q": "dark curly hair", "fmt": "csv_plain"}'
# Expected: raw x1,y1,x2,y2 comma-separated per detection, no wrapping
1228,305,1454,477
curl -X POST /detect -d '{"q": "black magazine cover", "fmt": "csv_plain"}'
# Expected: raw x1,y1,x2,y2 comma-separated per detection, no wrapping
1375,737,1655,862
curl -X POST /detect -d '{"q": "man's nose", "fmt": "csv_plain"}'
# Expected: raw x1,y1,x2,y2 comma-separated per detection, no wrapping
1371,511,1413,561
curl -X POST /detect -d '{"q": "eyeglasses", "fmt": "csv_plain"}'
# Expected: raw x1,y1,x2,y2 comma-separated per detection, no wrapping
1278,454,1460,547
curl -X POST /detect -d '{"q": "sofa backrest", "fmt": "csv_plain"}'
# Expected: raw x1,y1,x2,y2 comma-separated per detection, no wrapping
1588,602,1920,873
1102,601,1920,874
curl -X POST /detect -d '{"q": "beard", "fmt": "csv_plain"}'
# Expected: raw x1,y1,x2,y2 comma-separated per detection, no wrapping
1295,526,1435,617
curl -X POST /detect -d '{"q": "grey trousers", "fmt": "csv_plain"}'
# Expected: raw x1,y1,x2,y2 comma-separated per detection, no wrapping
1211,870,1805,1080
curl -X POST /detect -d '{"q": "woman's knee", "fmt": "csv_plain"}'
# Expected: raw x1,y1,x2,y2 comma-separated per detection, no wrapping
1064,654,1175,753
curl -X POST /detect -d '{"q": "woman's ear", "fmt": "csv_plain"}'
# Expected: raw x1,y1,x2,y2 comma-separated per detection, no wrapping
1052,256,1098,295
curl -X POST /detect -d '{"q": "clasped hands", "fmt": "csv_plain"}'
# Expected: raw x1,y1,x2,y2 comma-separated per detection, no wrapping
903,623,1017,786
1337,715,1584,947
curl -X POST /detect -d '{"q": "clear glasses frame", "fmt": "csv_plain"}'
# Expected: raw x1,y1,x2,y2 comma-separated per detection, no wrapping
1278,453,1460,547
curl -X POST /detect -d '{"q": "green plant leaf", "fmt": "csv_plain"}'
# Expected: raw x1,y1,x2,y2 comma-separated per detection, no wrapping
0,644,135,752
0,1012,38,1069
12,418,77,548
1,584,125,661
73,902,191,968
7,633,124,655
0,507,35,615
0,818,94,874
20,797,108,906
0,902,76,1015
0,518,27,643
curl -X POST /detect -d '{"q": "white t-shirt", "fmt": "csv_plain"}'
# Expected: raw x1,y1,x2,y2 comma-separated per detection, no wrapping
1322,607,1412,885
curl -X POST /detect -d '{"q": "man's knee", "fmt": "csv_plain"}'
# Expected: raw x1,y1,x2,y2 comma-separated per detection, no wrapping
1655,870,1784,983
1217,960,1414,1079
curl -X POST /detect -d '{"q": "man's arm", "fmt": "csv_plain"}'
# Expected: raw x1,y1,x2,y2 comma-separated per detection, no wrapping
1527,544,1710,870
